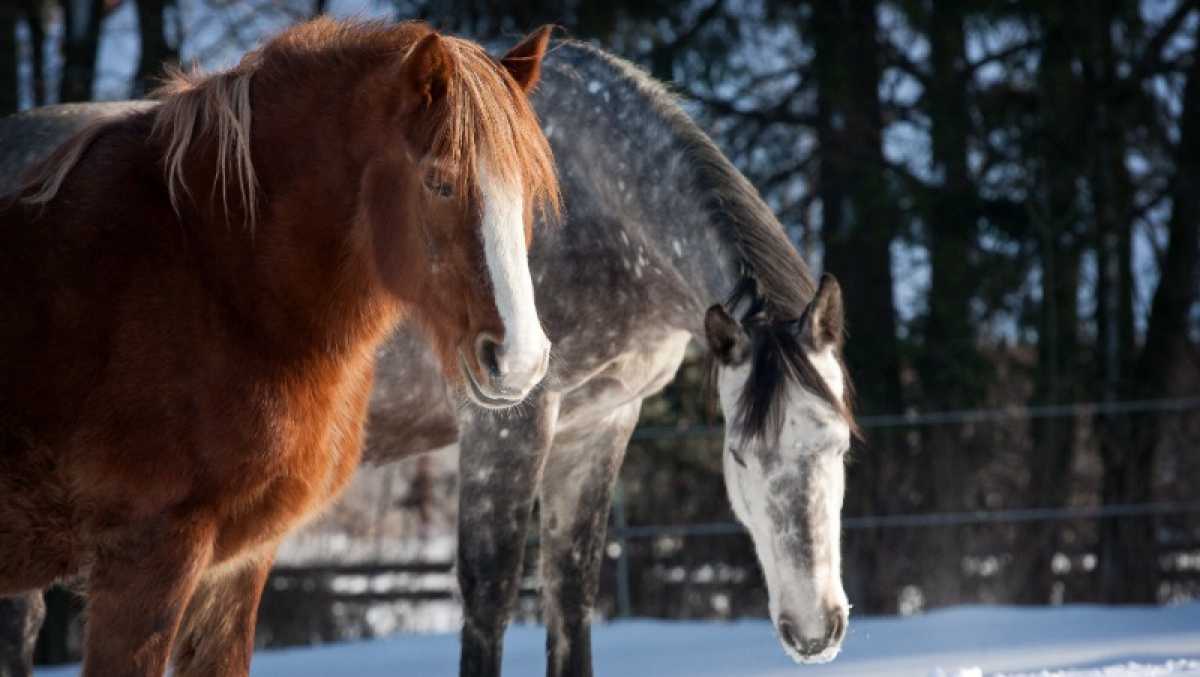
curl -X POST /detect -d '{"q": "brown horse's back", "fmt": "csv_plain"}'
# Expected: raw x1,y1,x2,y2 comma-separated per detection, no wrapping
4,115,203,585
2,113,198,432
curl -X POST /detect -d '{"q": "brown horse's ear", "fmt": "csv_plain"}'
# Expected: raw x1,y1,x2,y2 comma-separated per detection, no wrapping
705,304,750,366
403,31,452,107
501,25,553,92
796,273,845,352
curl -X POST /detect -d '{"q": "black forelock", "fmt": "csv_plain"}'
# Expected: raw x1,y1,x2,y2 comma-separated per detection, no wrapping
713,279,858,443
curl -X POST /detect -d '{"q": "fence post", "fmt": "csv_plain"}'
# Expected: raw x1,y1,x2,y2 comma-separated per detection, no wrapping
612,483,633,618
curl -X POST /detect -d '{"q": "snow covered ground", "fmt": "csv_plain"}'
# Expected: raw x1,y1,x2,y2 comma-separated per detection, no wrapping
38,602,1200,676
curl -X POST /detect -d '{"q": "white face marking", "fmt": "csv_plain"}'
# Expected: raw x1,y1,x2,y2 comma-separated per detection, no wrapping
718,346,850,664
478,162,550,395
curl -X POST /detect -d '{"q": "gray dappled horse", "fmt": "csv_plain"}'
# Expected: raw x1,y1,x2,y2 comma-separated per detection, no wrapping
0,42,856,676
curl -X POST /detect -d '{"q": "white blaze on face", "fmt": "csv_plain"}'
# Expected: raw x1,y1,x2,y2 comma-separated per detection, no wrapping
719,346,850,664
478,162,551,391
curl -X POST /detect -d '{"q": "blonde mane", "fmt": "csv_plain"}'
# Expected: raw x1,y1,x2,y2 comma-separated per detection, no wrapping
20,118,120,206
19,63,257,225
152,65,257,228
20,19,560,230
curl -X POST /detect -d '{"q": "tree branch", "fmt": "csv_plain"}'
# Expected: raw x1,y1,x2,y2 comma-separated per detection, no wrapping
968,38,1040,77
686,86,817,127
881,38,930,88
1132,1,1197,81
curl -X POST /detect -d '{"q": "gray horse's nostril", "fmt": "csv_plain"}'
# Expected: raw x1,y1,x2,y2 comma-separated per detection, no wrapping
778,617,799,649
475,334,502,377
801,636,829,656
827,609,847,645
779,612,841,657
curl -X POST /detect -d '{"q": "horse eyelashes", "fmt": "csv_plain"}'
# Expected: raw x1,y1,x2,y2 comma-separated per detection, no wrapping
425,177,454,198
728,446,747,468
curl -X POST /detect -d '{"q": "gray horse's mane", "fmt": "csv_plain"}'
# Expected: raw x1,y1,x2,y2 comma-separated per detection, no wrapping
567,42,857,439
564,41,817,318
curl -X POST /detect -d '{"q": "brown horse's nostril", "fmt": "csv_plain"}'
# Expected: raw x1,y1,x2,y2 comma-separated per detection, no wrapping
475,334,502,377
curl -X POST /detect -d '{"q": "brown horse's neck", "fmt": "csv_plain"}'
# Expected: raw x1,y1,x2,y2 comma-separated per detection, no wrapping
91,107,403,369
193,60,413,362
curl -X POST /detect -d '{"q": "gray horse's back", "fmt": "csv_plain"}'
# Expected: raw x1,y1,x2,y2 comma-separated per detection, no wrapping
0,102,156,195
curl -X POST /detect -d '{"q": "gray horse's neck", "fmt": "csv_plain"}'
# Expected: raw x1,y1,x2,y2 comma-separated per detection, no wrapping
531,43,757,369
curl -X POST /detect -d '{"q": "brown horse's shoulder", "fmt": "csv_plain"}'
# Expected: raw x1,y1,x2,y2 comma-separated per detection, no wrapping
198,348,378,561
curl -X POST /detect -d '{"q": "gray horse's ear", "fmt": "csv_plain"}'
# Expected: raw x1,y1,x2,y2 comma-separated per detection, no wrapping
705,304,750,365
797,273,844,351
501,25,554,92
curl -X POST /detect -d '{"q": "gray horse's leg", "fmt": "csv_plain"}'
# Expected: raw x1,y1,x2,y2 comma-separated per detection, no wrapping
458,392,561,677
540,400,642,677
0,592,44,677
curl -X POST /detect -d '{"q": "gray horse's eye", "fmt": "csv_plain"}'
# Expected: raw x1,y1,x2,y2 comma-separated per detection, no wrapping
728,446,747,467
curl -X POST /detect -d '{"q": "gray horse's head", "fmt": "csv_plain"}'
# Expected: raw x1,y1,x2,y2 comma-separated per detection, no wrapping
705,273,854,663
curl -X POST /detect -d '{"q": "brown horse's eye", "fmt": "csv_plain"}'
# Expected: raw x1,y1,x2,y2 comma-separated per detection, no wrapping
423,173,454,199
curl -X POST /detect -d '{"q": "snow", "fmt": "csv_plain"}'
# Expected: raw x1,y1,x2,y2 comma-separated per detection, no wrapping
36,602,1200,677
997,662,1200,676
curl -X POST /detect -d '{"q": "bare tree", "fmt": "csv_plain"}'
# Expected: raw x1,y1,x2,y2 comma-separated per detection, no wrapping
0,3,17,117
58,0,104,102
810,0,906,614
131,0,179,97
1100,33,1200,604
21,1,46,107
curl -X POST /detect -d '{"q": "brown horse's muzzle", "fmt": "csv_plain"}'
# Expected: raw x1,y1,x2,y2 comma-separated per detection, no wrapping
459,330,550,409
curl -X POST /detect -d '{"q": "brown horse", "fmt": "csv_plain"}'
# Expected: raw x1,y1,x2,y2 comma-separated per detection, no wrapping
0,18,558,677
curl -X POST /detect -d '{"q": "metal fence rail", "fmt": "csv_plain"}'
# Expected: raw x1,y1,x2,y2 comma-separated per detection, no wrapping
629,396,1200,440
263,501,1200,615
607,501,1200,538
270,397,1200,622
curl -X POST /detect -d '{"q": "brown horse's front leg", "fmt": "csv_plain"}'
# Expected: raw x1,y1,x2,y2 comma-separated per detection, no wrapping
0,592,43,677
81,518,215,677
172,546,277,677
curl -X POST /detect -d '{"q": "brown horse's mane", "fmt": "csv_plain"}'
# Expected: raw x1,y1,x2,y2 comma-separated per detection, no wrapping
19,19,560,228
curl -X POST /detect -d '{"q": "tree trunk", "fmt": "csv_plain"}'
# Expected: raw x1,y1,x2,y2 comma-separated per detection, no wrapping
21,1,45,107
1082,3,1142,605
919,1,985,608
1018,6,1086,605
811,0,905,615
131,0,178,97
1099,38,1200,604
59,0,104,103
0,3,18,116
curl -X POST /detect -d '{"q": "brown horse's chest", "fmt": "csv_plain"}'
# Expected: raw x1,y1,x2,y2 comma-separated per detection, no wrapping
207,359,375,563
